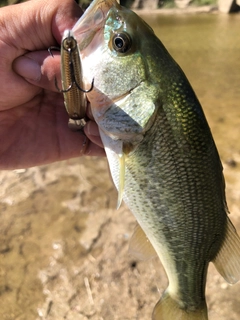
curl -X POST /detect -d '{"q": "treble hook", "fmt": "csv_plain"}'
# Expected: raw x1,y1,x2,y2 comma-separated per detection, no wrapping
48,39,94,94
48,46,60,57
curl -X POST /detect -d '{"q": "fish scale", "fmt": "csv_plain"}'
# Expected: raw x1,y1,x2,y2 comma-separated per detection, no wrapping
122,105,223,309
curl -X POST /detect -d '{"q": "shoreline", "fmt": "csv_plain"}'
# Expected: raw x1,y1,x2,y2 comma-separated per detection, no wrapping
133,5,229,15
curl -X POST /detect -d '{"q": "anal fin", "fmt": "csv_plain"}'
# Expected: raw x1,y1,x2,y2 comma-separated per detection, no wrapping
128,223,157,260
213,217,240,284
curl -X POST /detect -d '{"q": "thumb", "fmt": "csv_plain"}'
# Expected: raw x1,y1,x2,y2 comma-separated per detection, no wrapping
0,0,83,52
11,0,83,91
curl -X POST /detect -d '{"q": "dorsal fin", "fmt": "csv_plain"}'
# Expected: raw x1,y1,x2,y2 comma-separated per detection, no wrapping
128,223,157,260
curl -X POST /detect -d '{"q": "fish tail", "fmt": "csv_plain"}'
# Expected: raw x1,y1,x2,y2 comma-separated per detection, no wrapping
152,291,208,320
213,217,240,284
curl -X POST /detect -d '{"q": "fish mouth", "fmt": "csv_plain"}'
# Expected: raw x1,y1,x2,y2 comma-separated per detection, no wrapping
72,0,121,50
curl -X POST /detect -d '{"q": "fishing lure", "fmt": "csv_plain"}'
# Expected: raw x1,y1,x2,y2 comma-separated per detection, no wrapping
49,30,94,131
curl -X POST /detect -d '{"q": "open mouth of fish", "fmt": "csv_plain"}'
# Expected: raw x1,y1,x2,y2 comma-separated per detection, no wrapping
72,0,118,49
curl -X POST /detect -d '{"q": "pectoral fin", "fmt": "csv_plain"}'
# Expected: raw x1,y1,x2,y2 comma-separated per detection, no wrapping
213,218,240,284
98,131,126,210
117,152,125,209
128,224,157,260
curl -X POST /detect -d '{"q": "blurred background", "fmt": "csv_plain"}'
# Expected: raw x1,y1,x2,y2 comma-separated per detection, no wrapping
1,0,240,12
0,1,240,320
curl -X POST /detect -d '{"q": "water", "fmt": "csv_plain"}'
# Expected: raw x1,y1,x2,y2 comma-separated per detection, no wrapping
1,12,240,320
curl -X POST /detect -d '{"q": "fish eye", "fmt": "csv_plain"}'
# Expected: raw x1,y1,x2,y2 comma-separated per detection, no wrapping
112,32,132,54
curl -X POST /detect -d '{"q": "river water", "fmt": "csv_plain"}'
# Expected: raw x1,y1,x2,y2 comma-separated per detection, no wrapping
0,12,240,320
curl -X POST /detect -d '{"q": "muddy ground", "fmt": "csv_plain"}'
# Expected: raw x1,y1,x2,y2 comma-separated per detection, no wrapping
0,149,240,320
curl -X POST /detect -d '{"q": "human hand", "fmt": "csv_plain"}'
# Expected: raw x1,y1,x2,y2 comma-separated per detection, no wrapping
0,0,104,170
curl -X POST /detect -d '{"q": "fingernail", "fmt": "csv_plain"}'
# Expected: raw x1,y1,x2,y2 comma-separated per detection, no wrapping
13,56,41,81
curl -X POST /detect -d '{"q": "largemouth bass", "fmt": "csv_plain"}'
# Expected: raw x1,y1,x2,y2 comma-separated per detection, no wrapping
72,1,240,319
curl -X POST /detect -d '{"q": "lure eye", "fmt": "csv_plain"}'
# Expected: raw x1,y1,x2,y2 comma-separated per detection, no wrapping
62,36,77,52
112,32,132,54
